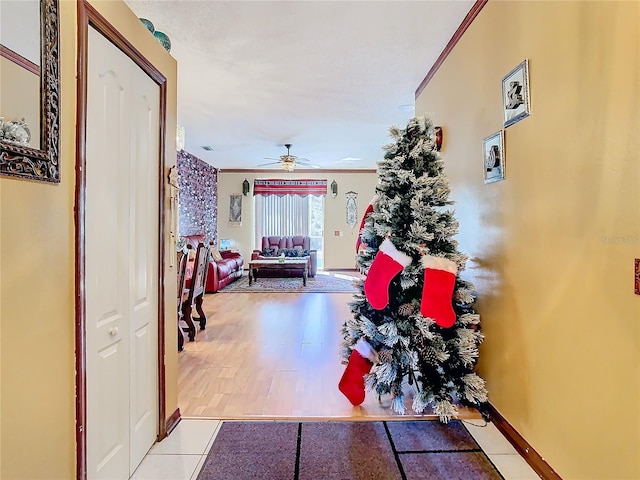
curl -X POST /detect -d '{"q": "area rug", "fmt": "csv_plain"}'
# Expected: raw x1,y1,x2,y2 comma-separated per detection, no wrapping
219,272,360,294
196,420,504,480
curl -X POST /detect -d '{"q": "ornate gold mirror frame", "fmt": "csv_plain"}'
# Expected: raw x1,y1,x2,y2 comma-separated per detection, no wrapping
0,0,60,183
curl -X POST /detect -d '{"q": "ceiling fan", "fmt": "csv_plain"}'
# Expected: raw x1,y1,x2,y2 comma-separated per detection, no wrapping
259,144,320,171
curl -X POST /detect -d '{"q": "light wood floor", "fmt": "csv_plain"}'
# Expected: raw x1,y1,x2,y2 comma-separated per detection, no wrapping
178,273,481,421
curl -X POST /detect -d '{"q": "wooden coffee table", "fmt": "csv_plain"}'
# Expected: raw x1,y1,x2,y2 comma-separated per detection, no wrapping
248,257,309,286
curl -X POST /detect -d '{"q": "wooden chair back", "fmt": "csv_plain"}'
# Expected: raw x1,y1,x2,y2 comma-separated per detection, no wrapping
185,242,209,305
177,248,189,310
181,242,211,339
176,248,189,351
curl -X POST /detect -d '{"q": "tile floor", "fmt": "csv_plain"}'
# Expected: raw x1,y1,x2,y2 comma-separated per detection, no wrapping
130,418,541,480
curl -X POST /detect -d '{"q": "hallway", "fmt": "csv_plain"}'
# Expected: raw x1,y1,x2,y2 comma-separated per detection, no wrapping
132,284,542,479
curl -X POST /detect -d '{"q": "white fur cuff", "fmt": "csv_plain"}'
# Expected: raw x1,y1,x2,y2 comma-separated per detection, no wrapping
421,254,457,274
354,338,379,363
379,238,412,267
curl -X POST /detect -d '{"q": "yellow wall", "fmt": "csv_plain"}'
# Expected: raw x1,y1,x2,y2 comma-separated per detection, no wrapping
217,171,378,268
416,1,639,478
0,0,178,478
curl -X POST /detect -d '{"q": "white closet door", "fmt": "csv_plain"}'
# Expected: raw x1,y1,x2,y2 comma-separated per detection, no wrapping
86,26,159,480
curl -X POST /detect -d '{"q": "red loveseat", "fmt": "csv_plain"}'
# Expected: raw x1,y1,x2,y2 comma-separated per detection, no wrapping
184,235,244,293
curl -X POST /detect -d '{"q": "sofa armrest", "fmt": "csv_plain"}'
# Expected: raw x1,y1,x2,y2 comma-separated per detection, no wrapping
251,250,261,260
205,259,219,292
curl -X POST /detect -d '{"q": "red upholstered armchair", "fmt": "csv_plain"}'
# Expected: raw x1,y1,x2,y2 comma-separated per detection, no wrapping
183,235,244,293
251,235,317,278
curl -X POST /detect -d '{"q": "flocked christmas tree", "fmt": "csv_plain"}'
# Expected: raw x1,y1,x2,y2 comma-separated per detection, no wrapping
339,115,488,422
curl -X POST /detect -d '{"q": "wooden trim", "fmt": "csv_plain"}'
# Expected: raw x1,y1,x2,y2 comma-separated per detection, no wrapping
485,402,563,480
157,79,169,441
75,3,89,478
76,2,169,477
163,408,182,438
0,44,40,75
415,0,488,98
220,168,377,174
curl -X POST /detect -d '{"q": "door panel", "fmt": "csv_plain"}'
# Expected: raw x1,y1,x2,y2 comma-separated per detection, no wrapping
128,49,160,474
86,28,131,480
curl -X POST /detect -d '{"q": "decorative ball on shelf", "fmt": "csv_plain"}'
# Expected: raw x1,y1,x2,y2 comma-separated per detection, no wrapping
153,31,171,52
138,18,155,34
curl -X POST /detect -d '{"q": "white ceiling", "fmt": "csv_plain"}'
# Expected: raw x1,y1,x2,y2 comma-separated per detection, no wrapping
123,0,474,171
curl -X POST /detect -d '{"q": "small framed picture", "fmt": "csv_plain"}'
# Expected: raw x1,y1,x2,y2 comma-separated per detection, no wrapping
229,194,242,226
482,131,505,184
502,59,530,128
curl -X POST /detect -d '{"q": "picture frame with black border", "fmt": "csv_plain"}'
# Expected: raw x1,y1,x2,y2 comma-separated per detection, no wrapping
483,130,505,184
502,59,530,128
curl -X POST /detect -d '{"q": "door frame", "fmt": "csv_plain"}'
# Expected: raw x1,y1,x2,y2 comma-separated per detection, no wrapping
75,2,169,479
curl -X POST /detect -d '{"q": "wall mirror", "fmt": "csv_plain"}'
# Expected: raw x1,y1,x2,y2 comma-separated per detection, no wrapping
0,0,60,183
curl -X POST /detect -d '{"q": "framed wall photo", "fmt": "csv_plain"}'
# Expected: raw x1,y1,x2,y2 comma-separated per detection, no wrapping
483,131,505,184
229,194,242,226
502,59,530,128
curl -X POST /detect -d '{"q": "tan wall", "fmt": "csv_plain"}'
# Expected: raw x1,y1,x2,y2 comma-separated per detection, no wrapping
416,1,639,478
0,0,178,478
217,171,378,268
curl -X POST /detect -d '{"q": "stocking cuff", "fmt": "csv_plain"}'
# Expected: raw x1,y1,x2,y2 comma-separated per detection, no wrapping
354,338,379,363
379,239,412,268
421,254,457,274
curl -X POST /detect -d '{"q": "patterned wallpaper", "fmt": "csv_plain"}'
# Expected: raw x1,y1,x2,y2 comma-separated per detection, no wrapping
177,150,218,244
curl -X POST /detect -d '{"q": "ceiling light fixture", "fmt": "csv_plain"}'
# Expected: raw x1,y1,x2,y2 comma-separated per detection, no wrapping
281,157,296,172
397,104,415,113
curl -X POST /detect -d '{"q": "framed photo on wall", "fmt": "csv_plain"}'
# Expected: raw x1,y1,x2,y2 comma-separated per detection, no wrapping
502,59,530,128
483,131,505,184
229,194,242,226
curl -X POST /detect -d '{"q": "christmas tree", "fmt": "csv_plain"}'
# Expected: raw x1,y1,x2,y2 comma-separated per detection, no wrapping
339,115,488,422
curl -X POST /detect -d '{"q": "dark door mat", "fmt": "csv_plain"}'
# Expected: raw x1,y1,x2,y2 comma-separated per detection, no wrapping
197,420,504,480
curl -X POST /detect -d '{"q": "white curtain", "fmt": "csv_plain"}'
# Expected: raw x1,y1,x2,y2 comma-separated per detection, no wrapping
254,194,311,246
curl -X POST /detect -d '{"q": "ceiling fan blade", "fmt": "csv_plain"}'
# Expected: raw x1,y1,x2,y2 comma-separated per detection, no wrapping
258,161,281,167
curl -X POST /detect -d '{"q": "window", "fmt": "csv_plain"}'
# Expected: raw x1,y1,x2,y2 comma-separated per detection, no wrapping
255,193,325,268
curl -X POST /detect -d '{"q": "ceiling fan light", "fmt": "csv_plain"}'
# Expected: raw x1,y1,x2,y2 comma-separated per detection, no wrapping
282,160,296,172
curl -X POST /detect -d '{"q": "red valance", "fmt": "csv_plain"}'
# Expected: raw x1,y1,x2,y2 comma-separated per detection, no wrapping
253,179,328,196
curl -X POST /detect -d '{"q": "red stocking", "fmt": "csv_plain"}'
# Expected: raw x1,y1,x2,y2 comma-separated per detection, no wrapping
420,255,458,328
338,338,378,406
355,200,375,253
364,238,412,310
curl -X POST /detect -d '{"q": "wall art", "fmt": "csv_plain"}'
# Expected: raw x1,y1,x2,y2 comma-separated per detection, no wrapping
229,194,242,226
483,130,505,184
345,191,358,228
502,59,530,128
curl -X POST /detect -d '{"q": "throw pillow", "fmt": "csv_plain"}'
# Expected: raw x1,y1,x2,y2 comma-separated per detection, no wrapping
261,247,277,257
282,248,300,258
211,248,223,262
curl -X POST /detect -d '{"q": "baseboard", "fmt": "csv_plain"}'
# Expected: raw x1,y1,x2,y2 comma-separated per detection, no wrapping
485,402,562,479
164,408,181,437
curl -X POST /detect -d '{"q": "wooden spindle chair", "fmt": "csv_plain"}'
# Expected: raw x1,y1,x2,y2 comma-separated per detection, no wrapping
181,242,210,341
176,248,189,351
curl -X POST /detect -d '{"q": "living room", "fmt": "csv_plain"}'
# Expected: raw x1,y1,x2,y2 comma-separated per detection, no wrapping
177,146,380,271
